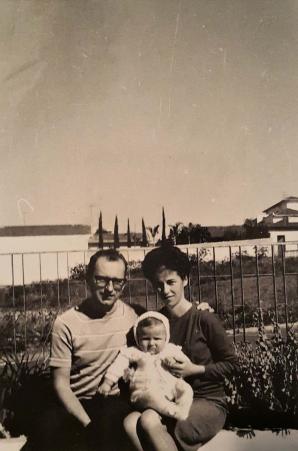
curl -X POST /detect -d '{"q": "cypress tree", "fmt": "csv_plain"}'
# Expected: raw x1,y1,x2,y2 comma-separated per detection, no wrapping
114,215,120,249
162,207,166,243
127,219,132,248
142,218,148,247
98,211,103,249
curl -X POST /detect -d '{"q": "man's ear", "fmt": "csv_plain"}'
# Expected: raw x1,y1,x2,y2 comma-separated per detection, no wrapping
183,277,188,288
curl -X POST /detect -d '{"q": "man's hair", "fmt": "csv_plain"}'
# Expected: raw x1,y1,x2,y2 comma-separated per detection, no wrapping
136,317,165,336
142,245,190,282
86,249,128,283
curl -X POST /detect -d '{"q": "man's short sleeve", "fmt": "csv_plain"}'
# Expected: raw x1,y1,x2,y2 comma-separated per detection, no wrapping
49,317,72,368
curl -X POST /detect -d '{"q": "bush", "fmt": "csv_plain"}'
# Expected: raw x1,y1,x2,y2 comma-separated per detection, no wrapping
225,309,298,428
0,350,50,437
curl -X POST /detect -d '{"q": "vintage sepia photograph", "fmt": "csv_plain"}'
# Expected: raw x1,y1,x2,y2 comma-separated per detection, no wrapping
0,1,297,450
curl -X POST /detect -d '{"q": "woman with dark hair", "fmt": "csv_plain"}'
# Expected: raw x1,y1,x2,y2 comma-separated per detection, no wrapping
124,245,238,451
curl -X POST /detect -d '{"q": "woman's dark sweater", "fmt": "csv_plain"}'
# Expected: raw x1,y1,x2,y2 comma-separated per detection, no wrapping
160,305,238,407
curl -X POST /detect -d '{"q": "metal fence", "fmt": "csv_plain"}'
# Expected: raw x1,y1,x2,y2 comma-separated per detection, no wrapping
0,240,298,354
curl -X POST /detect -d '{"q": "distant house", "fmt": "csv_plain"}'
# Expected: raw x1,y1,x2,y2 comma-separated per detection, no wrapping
88,231,143,249
0,224,91,253
257,197,298,254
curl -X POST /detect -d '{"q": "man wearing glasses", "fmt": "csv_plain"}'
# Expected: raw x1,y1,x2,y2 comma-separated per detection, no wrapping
28,249,140,451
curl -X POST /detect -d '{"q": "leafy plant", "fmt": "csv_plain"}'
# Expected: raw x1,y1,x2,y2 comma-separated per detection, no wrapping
0,349,50,437
225,308,298,428
70,263,87,281
0,312,53,437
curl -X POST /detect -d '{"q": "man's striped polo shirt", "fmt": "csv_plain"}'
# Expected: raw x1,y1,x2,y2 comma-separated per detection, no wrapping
49,299,138,399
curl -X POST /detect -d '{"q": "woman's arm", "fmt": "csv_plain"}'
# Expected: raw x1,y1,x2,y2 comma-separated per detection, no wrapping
166,312,238,380
199,311,238,380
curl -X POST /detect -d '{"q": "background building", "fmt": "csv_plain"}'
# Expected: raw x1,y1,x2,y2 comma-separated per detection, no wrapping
257,196,298,255
0,225,91,253
0,225,91,285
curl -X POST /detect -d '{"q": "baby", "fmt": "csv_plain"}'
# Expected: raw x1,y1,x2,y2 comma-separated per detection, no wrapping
98,311,193,420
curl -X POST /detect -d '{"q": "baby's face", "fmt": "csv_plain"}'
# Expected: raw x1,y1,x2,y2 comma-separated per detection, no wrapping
137,323,167,355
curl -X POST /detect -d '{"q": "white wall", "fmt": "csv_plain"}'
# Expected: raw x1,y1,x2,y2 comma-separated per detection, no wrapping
0,235,91,285
269,230,298,242
288,202,298,210
0,235,90,253
269,230,298,254
288,217,298,223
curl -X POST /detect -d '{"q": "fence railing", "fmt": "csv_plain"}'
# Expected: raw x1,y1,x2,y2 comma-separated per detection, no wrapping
1,240,298,354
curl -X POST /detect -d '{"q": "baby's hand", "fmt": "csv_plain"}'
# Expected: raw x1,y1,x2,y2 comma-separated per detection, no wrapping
163,356,176,367
97,380,112,396
164,402,189,421
123,367,135,383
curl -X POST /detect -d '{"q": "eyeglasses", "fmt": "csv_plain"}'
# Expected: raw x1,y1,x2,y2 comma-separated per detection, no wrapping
94,276,126,290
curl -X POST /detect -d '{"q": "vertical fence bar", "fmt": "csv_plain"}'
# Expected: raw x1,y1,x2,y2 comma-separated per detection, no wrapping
239,246,246,342
39,253,44,339
186,248,191,301
127,250,132,304
280,243,289,334
38,252,46,358
144,278,149,310
11,254,17,354
144,250,149,310
83,251,88,299
66,252,71,306
229,247,236,342
155,291,159,311
56,252,60,310
196,248,202,304
21,253,27,349
255,246,261,309
212,247,218,312
271,244,279,323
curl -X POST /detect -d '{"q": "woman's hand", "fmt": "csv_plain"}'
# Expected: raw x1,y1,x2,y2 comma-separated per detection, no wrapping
165,356,205,378
195,301,214,313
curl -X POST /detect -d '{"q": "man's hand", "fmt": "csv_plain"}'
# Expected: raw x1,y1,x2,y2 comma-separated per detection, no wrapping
195,301,214,313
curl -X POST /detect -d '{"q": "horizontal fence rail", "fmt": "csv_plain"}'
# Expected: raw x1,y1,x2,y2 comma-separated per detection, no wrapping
0,241,298,355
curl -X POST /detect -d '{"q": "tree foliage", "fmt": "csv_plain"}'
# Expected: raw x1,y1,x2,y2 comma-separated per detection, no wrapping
243,218,270,239
168,222,211,245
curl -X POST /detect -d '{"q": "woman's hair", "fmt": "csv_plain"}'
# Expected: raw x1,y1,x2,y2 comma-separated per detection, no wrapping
142,245,191,282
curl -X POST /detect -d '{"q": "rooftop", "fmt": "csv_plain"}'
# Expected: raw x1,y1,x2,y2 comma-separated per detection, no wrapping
0,225,91,237
263,196,298,213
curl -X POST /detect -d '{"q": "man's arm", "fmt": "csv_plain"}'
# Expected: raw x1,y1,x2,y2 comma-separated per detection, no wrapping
52,367,91,427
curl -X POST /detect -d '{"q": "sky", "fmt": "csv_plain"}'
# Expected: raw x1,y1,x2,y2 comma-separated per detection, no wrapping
1,0,298,232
